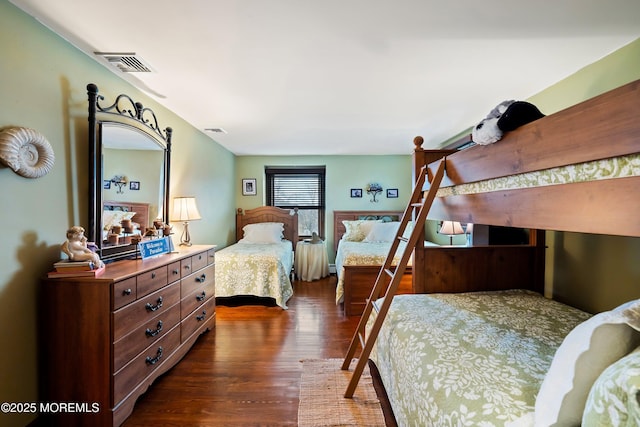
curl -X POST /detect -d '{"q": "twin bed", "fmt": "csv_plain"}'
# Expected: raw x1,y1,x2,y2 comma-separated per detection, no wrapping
358,79,640,425
214,206,298,309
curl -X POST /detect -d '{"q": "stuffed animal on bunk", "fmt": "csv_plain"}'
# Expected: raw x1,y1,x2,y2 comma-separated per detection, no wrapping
472,100,545,145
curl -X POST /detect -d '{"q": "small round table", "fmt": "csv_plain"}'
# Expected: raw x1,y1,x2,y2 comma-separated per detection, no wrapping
295,240,329,281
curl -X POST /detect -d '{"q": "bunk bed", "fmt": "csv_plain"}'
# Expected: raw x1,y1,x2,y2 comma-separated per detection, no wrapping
366,79,640,426
214,206,298,309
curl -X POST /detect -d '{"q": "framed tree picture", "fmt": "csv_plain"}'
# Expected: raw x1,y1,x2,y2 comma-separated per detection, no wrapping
386,188,398,198
350,188,362,198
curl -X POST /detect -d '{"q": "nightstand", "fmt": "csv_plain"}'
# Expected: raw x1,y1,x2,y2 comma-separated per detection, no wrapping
295,240,329,281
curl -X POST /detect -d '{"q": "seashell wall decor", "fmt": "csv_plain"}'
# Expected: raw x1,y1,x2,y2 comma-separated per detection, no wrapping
0,127,55,178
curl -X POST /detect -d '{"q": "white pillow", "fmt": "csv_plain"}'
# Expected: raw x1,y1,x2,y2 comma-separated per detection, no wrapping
342,220,381,242
535,299,640,426
363,222,400,243
239,222,284,244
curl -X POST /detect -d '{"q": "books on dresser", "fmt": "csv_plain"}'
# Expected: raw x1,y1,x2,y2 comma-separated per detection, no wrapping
48,263,106,278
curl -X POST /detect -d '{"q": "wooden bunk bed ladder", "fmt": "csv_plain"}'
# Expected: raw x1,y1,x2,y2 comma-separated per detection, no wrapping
341,159,446,398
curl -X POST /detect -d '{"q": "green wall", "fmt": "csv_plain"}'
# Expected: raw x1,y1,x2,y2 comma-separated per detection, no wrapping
236,155,412,260
0,2,235,425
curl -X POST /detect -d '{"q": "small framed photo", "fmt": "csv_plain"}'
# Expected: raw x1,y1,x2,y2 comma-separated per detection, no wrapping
242,178,257,196
350,188,362,198
386,188,398,198
129,181,140,191
103,180,111,190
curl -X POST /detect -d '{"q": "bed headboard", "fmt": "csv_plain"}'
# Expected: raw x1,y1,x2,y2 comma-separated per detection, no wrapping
333,210,403,253
236,206,299,249
418,79,640,238
103,201,150,231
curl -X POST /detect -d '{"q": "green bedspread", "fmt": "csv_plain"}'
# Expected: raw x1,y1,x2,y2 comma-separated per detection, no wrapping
215,241,293,309
369,290,591,426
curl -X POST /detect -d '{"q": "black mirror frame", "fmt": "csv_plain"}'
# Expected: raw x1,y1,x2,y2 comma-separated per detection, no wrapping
87,83,172,262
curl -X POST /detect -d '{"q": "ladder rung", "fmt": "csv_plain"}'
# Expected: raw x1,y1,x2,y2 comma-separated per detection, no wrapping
410,202,424,208
397,236,409,243
383,268,394,277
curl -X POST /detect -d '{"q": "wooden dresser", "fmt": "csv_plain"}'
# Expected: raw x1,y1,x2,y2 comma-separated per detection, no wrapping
39,245,216,427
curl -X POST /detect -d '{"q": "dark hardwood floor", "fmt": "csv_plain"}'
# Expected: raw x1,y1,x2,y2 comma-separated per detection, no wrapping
123,276,361,426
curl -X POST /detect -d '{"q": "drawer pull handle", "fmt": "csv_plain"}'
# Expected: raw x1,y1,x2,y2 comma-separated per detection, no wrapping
196,291,206,302
145,347,163,365
145,296,163,312
195,274,206,283
196,311,206,321
172,269,179,275
145,320,163,337
184,265,191,270
151,272,156,279
123,288,132,296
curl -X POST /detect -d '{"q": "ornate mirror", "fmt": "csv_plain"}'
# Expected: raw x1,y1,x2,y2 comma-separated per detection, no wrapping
87,83,172,262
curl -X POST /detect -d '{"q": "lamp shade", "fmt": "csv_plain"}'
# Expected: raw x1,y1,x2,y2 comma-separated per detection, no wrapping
172,197,202,221
439,221,464,235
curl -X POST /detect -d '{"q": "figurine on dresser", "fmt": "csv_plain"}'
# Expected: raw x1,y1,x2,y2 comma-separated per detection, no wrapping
60,225,104,268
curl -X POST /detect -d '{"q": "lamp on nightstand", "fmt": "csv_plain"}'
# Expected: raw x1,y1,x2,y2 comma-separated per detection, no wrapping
172,197,201,246
438,220,464,245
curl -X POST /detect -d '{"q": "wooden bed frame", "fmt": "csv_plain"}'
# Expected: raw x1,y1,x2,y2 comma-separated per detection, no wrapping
333,210,413,315
236,206,299,249
409,79,640,297
425,79,640,237
103,200,150,233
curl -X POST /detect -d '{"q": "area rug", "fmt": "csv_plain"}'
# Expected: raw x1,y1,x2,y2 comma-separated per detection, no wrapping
298,358,385,427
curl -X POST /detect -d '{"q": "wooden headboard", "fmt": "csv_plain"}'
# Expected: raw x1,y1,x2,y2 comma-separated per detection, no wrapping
422,79,640,237
236,206,299,249
103,201,150,231
333,210,403,253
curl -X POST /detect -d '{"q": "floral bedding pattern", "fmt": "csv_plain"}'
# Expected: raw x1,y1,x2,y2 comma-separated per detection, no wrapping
369,290,591,426
334,240,409,304
436,153,640,198
215,241,293,309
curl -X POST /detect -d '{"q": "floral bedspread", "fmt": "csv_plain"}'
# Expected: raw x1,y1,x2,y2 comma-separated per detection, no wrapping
369,290,591,426
215,241,293,309
334,240,409,304
436,153,640,198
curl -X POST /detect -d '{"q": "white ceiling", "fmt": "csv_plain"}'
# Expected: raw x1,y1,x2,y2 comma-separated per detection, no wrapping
10,0,640,155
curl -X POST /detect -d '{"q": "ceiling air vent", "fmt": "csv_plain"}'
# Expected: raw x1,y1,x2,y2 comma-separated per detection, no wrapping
94,52,154,73
205,128,228,134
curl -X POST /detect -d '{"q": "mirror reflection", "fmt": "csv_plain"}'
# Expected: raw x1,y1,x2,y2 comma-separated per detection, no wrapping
101,123,166,249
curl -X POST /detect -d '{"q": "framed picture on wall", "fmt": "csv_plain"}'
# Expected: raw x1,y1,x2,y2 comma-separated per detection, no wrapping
103,180,111,190
386,188,398,198
242,178,257,196
130,181,140,190
350,188,362,198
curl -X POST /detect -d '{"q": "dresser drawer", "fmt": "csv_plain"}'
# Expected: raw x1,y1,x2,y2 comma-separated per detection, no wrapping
113,277,137,310
181,264,215,298
113,325,181,405
181,297,215,341
137,265,169,297
113,303,181,372
191,250,208,271
168,261,182,283
113,282,180,341
180,257,192,278
181,280,215,319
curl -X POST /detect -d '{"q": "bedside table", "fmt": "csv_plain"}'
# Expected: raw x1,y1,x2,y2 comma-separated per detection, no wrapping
295,240,329,281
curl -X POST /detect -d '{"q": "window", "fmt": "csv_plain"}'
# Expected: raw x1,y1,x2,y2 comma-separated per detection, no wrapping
265,166,326,238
